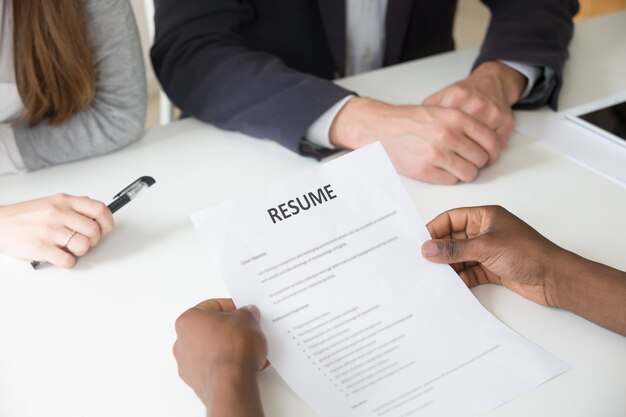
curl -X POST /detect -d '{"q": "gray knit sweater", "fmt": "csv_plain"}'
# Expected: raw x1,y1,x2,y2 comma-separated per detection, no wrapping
13,0,147,171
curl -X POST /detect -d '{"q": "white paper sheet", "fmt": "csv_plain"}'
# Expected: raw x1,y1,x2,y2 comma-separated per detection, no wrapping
192,143,569,417
515,90,626,188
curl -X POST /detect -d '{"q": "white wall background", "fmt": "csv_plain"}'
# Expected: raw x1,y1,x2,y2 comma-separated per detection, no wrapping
129,0,161,127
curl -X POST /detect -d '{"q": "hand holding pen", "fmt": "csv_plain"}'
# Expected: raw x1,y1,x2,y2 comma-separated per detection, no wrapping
0,177,155,270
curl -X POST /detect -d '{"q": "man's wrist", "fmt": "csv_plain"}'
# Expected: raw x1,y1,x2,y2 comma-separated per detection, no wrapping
329,97,389,149
305,95,355,149
546,249,626,335
546,249,598,312
203,360,264,417
202,360,258,405
542,248,570,309
472,61,527,105
500,61,542,101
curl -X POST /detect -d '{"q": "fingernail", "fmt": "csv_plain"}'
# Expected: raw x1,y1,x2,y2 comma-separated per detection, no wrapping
242,305,261,320
421,241,438,258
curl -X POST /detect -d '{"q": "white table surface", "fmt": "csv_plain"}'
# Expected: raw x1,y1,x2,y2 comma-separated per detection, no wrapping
1,11,625,417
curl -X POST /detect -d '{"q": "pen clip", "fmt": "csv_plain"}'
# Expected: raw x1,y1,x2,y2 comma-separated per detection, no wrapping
113,176,156,199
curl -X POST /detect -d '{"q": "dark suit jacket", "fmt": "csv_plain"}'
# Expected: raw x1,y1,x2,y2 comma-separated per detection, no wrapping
151,0,578,155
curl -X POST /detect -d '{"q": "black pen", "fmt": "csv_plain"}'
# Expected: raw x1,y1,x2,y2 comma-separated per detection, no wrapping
31,176,156,270
107,176,156,213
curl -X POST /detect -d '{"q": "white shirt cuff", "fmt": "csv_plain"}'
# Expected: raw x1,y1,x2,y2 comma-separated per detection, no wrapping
305,95,355,149
499,60,542,100
0,123,27,175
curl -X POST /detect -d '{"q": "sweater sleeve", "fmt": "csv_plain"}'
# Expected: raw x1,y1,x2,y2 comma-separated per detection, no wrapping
0,123,25,175
14,0,147,171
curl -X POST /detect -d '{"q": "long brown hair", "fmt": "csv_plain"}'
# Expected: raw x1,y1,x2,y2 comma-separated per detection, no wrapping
13,0,96,126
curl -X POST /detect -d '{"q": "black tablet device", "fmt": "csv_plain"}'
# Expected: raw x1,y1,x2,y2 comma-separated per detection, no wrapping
568,100,626,148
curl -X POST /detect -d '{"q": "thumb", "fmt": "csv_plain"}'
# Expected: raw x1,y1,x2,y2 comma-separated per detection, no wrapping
422,91,440,106
240,304,261,321
421,238,481,264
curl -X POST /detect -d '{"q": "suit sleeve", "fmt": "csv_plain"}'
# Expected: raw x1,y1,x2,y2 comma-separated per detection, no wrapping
150,0,352,154
475,0,579,110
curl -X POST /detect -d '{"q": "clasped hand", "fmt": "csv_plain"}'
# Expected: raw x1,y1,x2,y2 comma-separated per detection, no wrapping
330,62,526,184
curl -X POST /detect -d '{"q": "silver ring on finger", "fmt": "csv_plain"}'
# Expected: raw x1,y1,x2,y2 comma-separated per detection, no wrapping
63,230,77,248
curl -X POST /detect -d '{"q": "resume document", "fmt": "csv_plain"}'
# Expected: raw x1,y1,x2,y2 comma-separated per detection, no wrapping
192,143,568,417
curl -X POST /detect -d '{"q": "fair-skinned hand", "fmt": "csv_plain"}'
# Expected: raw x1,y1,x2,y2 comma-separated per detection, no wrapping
421,206,563,306
423,61,527,146
173,298,268,409
329,61,526,185
330,97,501,184
0,193,113,268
